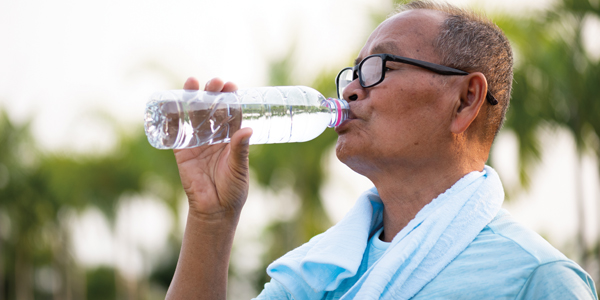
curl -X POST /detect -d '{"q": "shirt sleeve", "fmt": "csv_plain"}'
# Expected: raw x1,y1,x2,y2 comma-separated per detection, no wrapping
253,279,294,300
516,260,598,300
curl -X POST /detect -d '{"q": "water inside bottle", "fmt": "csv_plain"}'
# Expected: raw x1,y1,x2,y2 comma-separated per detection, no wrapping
145,100,242,149
241,103,331,144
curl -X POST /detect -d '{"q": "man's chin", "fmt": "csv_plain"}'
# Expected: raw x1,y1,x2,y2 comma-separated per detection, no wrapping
335,141,362,170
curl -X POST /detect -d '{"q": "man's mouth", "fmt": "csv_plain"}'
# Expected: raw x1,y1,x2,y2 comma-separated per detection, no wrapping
348,110,358,120
335,109,358,133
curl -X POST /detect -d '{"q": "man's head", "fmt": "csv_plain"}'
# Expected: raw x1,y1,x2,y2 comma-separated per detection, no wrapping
334,1,513,178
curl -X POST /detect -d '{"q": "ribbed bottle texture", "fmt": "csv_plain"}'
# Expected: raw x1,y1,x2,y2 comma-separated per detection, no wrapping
144,86,349,149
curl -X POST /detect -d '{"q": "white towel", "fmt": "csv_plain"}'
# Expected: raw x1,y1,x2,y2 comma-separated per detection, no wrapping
267,166,504,299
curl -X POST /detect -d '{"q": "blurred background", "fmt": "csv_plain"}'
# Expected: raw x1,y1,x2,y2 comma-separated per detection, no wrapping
1,0,599,299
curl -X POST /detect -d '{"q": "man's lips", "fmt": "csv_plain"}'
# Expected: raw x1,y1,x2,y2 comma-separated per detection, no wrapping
348,110,358,120
335,110,359,133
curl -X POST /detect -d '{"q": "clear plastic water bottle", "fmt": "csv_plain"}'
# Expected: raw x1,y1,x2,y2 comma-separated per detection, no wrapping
144,86,349,149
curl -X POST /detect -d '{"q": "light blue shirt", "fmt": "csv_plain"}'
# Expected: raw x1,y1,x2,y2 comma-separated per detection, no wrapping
255,209,597,299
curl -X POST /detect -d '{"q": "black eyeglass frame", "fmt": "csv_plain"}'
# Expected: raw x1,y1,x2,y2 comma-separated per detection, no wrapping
335,53,498,105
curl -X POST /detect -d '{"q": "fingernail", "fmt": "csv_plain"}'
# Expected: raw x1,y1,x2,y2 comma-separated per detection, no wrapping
204,79,212,89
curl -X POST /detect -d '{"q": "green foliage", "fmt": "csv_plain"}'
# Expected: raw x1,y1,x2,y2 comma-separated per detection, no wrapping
562,0,600,15
0,109,184,299
147,239,180,290
0,110,59,299
86,266,117,300
495,0,600,281
497,1,600,184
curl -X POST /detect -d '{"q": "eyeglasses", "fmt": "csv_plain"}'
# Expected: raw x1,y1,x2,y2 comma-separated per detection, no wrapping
335,53,498,105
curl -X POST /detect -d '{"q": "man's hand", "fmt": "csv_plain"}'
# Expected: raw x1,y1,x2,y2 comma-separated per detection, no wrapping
166,77,252,300
174,77,253,221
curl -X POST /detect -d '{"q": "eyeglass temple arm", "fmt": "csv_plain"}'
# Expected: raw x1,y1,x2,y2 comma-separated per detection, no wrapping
486,92,498,105
395,57,498,105
393,57,468,76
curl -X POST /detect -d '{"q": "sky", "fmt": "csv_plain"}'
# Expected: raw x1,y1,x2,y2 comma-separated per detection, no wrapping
0,0,562,153
1,0,599,294
0,0,384,153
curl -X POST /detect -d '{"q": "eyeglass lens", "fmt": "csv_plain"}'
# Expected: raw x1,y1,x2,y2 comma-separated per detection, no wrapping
338,68,354,100
338,56,386,100
361,56,383,87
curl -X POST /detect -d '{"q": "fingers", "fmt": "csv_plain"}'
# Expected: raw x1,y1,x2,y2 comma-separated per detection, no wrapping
184,77,238,93
204,78,238,93
184,77,200,90
222,81,238,93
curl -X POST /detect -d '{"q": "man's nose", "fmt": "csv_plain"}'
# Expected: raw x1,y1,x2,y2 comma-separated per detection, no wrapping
342,79,364,101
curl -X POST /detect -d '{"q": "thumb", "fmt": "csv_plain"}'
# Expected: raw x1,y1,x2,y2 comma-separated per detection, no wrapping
228,128,253,172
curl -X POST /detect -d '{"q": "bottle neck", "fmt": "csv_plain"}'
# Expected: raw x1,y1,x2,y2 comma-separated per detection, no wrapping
324,98,349,128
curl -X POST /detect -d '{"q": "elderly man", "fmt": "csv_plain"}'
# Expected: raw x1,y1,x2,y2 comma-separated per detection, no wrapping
166,1,597,299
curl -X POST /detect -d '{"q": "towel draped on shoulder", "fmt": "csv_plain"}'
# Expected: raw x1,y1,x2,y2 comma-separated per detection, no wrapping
267,166,505,300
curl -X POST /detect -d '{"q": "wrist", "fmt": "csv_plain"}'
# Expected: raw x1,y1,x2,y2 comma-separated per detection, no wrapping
186,193,246,225
186,208,241,232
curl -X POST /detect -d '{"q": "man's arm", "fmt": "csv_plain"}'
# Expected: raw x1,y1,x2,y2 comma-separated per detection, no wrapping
166,77,253,300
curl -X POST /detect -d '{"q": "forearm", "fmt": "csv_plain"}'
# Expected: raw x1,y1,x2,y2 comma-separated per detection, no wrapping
166,210,241,300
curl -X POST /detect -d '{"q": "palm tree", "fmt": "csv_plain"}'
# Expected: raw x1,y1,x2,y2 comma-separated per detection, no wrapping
495,0,600,279
246,53,344,289
0,109,186,299
0,110,65,300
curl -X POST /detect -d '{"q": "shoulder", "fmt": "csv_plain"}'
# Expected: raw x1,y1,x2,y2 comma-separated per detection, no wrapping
482,209,567,264
488,209,568,264
516,260,598,299
415,209,597,299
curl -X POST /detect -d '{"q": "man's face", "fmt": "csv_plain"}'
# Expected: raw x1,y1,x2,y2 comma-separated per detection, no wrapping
335,9,460,177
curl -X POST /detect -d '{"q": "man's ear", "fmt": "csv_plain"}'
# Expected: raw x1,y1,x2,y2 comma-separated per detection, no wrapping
451,72,487,134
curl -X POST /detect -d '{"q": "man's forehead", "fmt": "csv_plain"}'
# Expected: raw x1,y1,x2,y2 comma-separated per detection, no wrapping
371,42,400,56
356,9,445,63
355,42,399,65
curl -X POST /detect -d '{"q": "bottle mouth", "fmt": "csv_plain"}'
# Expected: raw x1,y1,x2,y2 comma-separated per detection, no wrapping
326,98,349,128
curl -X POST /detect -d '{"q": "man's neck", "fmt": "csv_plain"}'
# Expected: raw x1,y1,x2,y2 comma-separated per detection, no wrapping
369,160,484,242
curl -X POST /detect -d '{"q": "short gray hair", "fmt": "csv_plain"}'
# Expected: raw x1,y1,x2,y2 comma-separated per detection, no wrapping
395,0,513,141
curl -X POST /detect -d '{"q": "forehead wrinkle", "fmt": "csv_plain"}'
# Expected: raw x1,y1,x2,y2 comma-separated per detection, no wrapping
354,41,401,66
372,42,399,55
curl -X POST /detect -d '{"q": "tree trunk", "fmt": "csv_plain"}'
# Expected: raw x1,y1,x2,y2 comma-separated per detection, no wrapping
53,224,79,300
15,249,33,300
596,175,600,282
575,154,588,269
0,236,4,300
